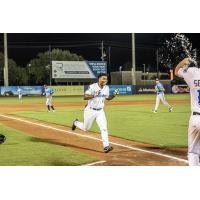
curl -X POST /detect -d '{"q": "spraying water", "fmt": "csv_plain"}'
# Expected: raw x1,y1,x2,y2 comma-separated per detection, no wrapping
159,33,198,69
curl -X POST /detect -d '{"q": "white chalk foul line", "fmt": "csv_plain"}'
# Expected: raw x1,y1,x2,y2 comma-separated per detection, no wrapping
82,160,106,166
0,114,188,164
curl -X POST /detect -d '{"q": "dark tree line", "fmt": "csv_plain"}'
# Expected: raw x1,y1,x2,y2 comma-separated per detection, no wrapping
0,49,84,86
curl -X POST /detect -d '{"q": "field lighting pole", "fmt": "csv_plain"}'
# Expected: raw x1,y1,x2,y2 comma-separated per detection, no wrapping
49,44,52,86
132,33,136,85
156,49,159,78
143,64,146,85
108,46,111,68
4,33,9,86
101,41,104,61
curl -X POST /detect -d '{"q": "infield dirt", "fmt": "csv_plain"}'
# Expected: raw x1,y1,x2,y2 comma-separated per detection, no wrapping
0,99,188,166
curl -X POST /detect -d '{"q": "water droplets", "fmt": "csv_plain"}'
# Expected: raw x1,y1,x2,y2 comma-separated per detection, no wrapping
159,33,198,69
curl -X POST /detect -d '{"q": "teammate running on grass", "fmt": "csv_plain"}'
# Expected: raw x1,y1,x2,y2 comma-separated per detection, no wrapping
71,73,120,153
43,85,55,112
175,58,200,166
152,78,173,113
17,87,23,103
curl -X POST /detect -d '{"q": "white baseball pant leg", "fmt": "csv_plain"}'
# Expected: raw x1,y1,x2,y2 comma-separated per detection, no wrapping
188,115,200,166
154,93,171,111
18,94,22,100
46,95,52,106
75,108,96,131
75,108,109,148
96,110,109,148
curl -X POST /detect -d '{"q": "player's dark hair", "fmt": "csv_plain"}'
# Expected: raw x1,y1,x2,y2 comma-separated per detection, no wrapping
97,73,108,79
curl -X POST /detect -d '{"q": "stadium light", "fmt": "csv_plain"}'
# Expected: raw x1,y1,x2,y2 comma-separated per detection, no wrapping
49,44,52,86
28,63,31,85
4,33,9,86
101,41,106,61
132,33,136,85
156,49,159,78
143,64,146,83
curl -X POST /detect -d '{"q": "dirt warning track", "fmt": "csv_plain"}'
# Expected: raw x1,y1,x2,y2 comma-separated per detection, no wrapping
0,114,188,166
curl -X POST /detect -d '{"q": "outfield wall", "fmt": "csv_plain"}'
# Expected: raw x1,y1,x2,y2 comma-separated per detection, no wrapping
0,84,177,96
51,86,84,96
0,86,84,96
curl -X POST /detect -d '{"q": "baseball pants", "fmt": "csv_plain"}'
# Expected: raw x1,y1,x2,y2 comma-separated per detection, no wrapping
46,95,53,106
154,93,171,111
188,115,200,166
74,107,109,148
18,94,22,100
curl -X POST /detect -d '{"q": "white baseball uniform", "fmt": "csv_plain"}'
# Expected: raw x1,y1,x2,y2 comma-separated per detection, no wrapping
44,88,54,106
46,95,53,106
178,67,200,166
74,83,110,148
154,82,171,111
17,88,23,100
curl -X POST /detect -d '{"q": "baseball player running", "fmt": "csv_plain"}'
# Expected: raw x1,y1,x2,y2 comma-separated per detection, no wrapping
71,73,119,153
152,78,173,113
43,85,55,112
17,87,23,102
175,58,200,166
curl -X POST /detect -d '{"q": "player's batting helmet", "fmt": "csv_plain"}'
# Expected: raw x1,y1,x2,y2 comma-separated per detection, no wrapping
0,134,6,144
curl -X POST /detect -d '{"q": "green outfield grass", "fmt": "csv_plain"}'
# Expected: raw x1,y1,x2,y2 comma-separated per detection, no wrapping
14,95,190,147
0,124,97,166
0,93,190,105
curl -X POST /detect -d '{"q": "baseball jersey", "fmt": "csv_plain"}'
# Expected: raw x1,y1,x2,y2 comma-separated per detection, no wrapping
178,67,200,113
85,83,110,109
155,82,165,94
44,88,54,97
17,88,22,95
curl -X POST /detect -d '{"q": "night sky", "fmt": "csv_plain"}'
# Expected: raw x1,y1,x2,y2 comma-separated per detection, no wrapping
0,33,200,72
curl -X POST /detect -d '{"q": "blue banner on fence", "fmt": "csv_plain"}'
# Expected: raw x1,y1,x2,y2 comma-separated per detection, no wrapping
135,84,171,94
109,85,133,95
84,85,133,95
0,86,43,96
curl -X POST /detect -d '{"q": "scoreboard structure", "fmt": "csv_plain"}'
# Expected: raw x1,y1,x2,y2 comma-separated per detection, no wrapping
52,61,107,83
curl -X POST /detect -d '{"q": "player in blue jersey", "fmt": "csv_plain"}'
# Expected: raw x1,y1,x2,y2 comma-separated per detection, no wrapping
17,87,23,103
152,78,173,113
43,85,55,112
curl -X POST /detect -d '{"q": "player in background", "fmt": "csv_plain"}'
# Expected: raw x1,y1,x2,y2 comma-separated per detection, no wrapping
43,85,55,112
17,87,23,103
152,78,173,113
71,73,120,153
175,58,200,166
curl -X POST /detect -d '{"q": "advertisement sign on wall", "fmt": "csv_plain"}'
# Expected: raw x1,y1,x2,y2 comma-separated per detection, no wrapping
52,61,107,79
84,85,133,95
135,85,171,94
51,86,84,96
171,85,189,93
109,85,133,95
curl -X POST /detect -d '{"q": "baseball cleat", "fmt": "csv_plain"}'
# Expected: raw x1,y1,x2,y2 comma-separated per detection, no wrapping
72,119,78,131
103,146,113,153
169,107,173,112
152,109,157,113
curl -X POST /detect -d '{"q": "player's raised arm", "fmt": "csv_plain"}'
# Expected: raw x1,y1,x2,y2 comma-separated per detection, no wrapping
175,58,191,76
